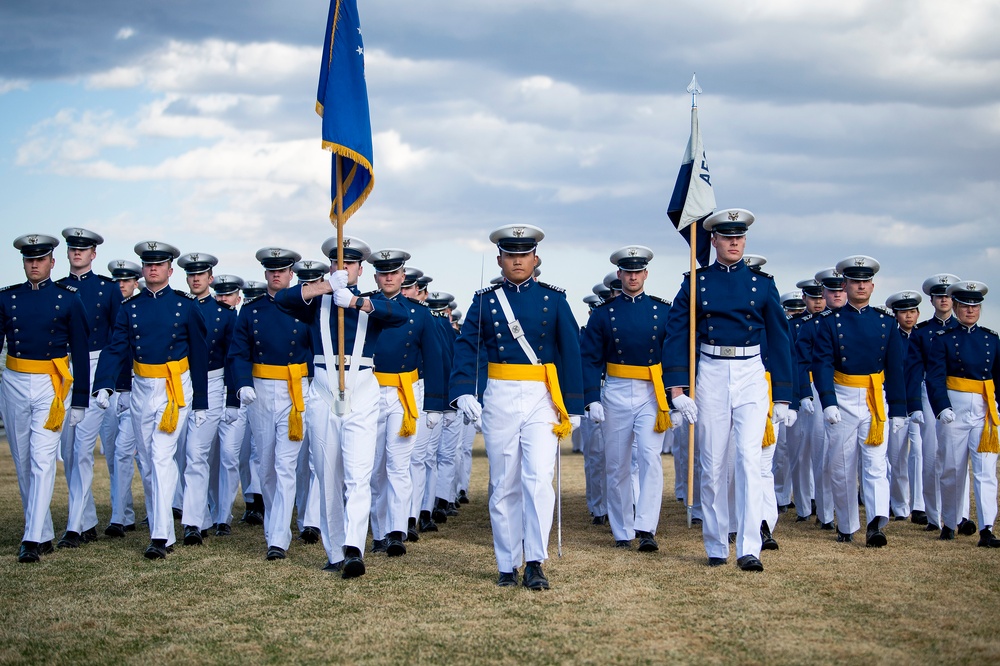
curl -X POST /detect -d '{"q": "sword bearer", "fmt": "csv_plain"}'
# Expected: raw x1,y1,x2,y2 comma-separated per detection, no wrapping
451,224,584,591
2,234,91,563
581,245,672,553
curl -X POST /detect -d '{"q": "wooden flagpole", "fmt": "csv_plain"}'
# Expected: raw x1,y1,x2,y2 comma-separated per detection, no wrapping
686,212,697,529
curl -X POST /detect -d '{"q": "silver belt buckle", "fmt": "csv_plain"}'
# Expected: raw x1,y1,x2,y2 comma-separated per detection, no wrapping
720,346,737,357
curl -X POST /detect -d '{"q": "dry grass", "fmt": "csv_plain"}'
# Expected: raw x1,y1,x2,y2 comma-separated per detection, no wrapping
0,436,998,665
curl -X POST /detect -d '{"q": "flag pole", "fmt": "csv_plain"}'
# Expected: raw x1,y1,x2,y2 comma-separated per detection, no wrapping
685,77,699,530
335,155,347,400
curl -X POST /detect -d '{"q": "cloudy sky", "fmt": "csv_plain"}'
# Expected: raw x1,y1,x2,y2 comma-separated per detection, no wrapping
1,1,998,326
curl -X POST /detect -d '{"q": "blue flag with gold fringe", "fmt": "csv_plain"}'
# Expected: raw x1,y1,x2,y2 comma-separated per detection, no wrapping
317,0,373,223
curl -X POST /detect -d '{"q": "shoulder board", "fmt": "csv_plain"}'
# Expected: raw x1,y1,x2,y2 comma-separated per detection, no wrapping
173,289,197,299
747,265,773,279
122,292,141,304
475,284,500,296
0,283,19,293
800,313,814,322
406,296,426,307
218,302,236,311
537,281,565,293
96,274,114,283
55,282,78,293
914,319,933,329
243,294,264,306
874,306,892,316
818,310,835,318
982,326,997,336
649,295,671,306
594,299,612,309
359,290,378,298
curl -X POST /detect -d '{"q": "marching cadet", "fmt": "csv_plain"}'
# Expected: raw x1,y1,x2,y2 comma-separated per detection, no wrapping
56,227,121,548
425,291,463,526
813,256,906,547
778,289,809,516
795,269,849,530
238,279,266,524
229,248,314,560
884,290,922,521
905,274,969,534
175,252,237,546
924,281,1000,547
2,234,90,563
93,241,209,560
104,260,144,537
662,209,792,572
275,236,407,577
368,250,445,557
580,293,609,526
581,245,671,552
451,224,583,591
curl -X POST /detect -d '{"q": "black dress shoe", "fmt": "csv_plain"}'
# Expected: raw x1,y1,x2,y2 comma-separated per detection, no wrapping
614,539,631,549
244,510,264,526
105,523,127,538
458,489,470,504
728,532,737,544
323,560,343,572
737,555,764,572
836,530,853,543
81,527,98,543
691,518,703,526
958,518,978,536
445,501,459,517
707,557,727,567
124,523,137,532
497,569,518,587
910,510,928,525
183,525,203,546
371,538,387,553
266,546,286,561
592,514,608,526
407,517,420,542
418,511,438,533
144,539,168,560
58,531,83,549
925,523,940,532
18,542,40,564
172,507,183,520
300,526,320,544
795,515,810,522
761,521,779,551
341,547,366,579
139,516,149,527
939,526,956,540
811,499,817,516
522,561,550,590
39,540,54,555
215,523,232,537
777,504,789,514
385,532,407,557
431,499,449,524
819,521,835,531
977,528,1000,548
865,518,887,548
636,531,659,552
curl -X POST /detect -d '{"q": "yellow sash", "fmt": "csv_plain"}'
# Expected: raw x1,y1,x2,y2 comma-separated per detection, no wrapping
762,372,776,448
946,377,999,454
253,363,308,442
834,370,886,445
374,369,420,437
5,356,72,432
133,357,189,434
488,362,572,439
606,362,672,432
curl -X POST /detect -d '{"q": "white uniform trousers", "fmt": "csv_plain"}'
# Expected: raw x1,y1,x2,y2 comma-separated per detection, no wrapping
250,376,306,551
600,376,665,539
571,426,583,453
772,421,792,507
582,418,607,517
409,411,443,518
785,415,814,518
696,354,768,560
937,390,998,530
888,417,921,517
110,401,139,526
825,384,890,534
671,418,702,520
806,384,835,524
434,413,465,502
240,423,260,503
308,367,380,563
455,420,476,497
918,386,943,526
661,419,673,454
2,369,59,543
908,420,925,512
130,371,192,545
761,441,778,532
371,379,423,540
180,372,224,530
213,403,246,526
482,378,560,572
295,429,321,531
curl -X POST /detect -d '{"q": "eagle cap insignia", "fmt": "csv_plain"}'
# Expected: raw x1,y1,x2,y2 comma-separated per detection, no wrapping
146,241,157,251
727,211,739,221
939,276,950,284
380,250,391,260
28,235,38,245
303,261,314,269
967,282,978,291
73,229,83,236
628,248,638,257
343,239,352,247
116,261,125,268
903,291,914,299
270,249,281,257
190,253,199,261
854,257,866,267
512,227,525,238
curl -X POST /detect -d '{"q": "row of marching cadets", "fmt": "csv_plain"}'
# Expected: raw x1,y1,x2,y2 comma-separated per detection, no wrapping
1,228,478,572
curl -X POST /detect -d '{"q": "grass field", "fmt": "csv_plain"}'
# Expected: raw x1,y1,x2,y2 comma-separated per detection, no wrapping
0,435,998,665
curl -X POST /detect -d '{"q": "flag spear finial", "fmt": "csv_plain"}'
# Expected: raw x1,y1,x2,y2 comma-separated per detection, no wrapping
687,73,701,108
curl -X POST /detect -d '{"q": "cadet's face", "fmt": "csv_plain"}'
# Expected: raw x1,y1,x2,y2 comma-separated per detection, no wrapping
711,234,745,265
375,268,403,296
186,271,212,297
895,308,919,330
955,302,981,326
23,255,55,283
497,250,536,283
805,295,826,313
619,269,647,296
932,294,952,317
265,268,293,293
824,288,847,309
401,284,419,299
118,278,138,299
217,292,241,307
342,261,362,285
67,247,96,271
846,278,873,306
142,261,172,290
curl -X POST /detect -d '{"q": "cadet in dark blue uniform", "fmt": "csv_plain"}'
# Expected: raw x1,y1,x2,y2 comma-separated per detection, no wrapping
812,255,906,547
581,245,671,552
93,241,209,560
425,291,461,527
924,281,1000,547
56,227,121,548
884,290,922,521
451,224,583,591
2,234,90,563
662,209,792,572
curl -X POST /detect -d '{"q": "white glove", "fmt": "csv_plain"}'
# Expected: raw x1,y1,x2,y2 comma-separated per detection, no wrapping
193,410,207,428
93,388,112,410
333,288,354,309
443,411,457,427
784,410,798,428
238,387,257,406
425,412,442,430
329,269,349,291
772,403,789,424
800,397,815,415
672,394,698,424
570,415,581,430
116,391,131,415
939,408,956,424
69,407,85,427
456,394,482,423
824,405,842,425
909,411,925,425
223,407,240,425
891,416,907,433
586,401,605,423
